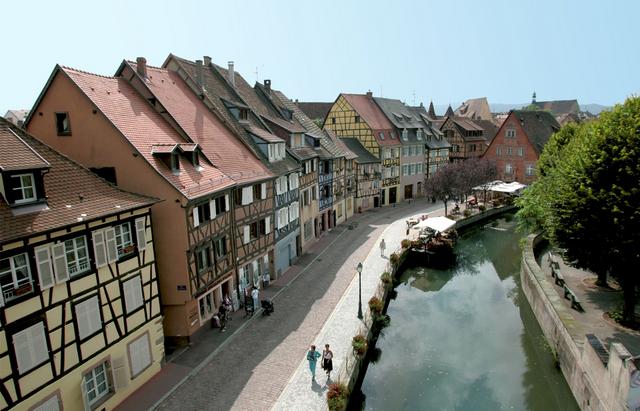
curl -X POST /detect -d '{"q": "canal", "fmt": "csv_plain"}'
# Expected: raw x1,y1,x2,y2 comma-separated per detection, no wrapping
353,214,579,410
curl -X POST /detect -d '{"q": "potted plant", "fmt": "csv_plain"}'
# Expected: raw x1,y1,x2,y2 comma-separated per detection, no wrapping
352,334,368,356
327,382,349,411
401,239,411,249
380,271,392,287
368,296,384,315
389,252,400,265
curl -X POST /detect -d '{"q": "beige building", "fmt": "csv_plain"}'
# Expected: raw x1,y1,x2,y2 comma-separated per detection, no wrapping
0,118,162,410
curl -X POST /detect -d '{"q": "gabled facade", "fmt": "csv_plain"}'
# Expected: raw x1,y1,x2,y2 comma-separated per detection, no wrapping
483,110,560,183
340,138,381,211
24,64,243,344
324,93,400,206
0,118,161,411
439,116,487,162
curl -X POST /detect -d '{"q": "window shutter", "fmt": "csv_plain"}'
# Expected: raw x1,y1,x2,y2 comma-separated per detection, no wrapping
207,200,216,220
32,395,60,411
35,246,55,290
225,194,229,211
242,187,253,205
260,183,266,199
135,218,147,251
13,328,32,373
92,231,107,268
30,323,48,369
51,243,69,283
112,356,129,390
13,323,48,374
105,228,118,264
288,174,294,192
124,276,143,313
265,216,271,234
243,226,250,244
81,376,91,411
193,207,200,227
128,334,151,378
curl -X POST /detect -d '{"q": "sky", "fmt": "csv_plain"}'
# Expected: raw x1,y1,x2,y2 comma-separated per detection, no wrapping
2,0,639,115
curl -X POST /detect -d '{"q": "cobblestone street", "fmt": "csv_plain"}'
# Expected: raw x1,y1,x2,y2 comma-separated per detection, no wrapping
152,201,439,411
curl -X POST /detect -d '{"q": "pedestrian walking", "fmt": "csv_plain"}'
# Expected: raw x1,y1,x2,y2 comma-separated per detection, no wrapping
322,344,334,379
306,345,321,379
251,287,260,315
380,238,386,257
218,304,227,332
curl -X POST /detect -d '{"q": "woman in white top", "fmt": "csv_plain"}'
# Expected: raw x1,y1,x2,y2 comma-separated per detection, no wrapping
322,344,334,378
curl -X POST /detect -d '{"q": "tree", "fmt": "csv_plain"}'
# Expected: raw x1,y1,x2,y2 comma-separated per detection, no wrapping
517,97,640,324
424,164,457,215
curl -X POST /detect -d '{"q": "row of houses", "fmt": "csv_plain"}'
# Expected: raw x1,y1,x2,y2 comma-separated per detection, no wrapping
1,54,567,410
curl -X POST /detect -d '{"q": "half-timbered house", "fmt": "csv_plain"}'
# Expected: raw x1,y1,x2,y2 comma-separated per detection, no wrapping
339,138,381,212
24,64,241,345
439,116,488,163
0,118,162,410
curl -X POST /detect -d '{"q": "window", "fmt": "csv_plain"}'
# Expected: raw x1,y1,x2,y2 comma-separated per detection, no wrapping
171,153,180,173
192,151,200,168
331,117,336,124
355,115,360,123
214,194,229,214
239,108,248,121
410,164,416,175
302,189,310,206
496,147,501,156
32,394,61,411
402,147,409,157
75,295,101,340
518,147,524,156
505,163,513,175
198,291,215,322
507,147,513,156
11,173,37,204
128,333,151,378
401,129,408,141
241,186,253,205
402,165,408,176
304,220,313,240
12,322,48,374
506,129,516,138
379,132,385,140
526,164,535,176
63,236,90,276
83,362,110,407
114,223,133,257
55,112,71,135
390,131,396,139
123,276,143,313
250,221,259,240
417,129,423,140
0,253,33,305
195,246,212,273
253,183,263,200
214,237,228,259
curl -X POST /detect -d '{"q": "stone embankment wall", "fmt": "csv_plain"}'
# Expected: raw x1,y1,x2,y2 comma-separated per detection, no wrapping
520,234,637,411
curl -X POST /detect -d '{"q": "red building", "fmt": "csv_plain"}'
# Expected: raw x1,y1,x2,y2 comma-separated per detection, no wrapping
482,110,560,184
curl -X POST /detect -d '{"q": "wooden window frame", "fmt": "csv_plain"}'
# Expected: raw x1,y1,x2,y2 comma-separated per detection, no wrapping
55,112,72,136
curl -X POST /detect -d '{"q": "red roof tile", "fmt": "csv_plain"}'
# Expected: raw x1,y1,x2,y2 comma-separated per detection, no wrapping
62,67,235,199
0,118,157,243
340,94,399,146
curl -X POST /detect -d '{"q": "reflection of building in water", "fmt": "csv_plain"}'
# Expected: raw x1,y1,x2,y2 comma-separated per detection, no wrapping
408,269,454,292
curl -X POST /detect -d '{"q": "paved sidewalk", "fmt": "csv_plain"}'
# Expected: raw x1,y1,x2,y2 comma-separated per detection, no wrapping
116,200,442,411
540,253,640,355
272,205,446,410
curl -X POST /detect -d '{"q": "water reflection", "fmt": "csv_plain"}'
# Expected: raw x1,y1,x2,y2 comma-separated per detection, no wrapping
356,216,578,411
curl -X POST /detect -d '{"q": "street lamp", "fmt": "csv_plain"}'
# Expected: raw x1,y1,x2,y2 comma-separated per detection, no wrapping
357,262,363,319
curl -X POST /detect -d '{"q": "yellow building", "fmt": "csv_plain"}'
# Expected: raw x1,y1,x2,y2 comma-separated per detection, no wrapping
324,93,401,205
0,119,162,410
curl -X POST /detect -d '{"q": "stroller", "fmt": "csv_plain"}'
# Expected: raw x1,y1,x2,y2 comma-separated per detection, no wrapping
261,299,275,316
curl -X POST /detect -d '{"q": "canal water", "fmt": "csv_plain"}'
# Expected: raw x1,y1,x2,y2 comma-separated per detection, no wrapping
354,214,579,411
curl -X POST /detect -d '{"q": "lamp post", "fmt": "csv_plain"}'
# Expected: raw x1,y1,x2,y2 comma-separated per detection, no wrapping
357,262,363,319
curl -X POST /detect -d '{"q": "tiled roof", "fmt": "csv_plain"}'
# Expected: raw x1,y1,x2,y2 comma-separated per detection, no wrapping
0,118,157,243
289,147,319,161
339,138,379,163
529,100,579,116
472,119,499,144
246,125,285,143
296,102,332,122
62,66,235,199
126,63,272,185
511,110,561,154
0,127,50,171
341,94,395,132
455,97,494,122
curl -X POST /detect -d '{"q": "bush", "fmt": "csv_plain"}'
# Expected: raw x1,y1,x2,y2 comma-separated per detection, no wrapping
368,296,384,314
352,334,367,356
478,204,486,212
401,239,411,248
389,252,400,265
380,271,392,286
463,209,472,217
327,382,349,411
373,313,391,330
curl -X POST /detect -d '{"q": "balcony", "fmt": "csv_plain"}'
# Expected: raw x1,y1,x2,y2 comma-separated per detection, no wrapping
382,158,400,167
1,277,34,304
382,177,400,187
320,196,333,211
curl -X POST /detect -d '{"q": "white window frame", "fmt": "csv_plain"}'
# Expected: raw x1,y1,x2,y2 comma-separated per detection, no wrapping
82,361,111,408
525,164,535,176
12,173,37,204
65,236,90,276
123,275,144,314
114,222,133,257
0,253,32,304
75,295,101,340
12,322,48,374
505,163,513,175
506,129,516,138
128,333,152,379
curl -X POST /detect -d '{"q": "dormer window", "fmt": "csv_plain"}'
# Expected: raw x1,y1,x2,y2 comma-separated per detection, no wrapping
239,108,248,121
171,153,180,174
402,129,408,141
268,142,286,162
282,108,293,121
55,112,71,136
417,129,423,140
390,132,396,139
11,174,36,204
192,151,200,169
379,132,385,140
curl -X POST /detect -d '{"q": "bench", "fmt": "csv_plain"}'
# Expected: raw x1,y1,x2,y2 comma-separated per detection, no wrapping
552,266,565,286
563,284,583,311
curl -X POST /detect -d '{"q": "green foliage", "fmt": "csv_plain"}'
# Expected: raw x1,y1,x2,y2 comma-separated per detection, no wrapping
517,97,640,322
368,296,384,314
352,334,367,356
401,239,411,248
327,382,349,411
373,313,391,330
380,271,392,286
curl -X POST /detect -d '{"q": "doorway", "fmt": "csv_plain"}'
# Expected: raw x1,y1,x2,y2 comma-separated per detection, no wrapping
404,184,413,200
389,187,397,204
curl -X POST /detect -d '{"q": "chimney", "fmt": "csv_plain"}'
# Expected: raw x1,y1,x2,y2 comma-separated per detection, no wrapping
195,59,204,90
264,79,271,94
136,57,147,78
366,90,373,98
203,56,212,66
228,61,235,87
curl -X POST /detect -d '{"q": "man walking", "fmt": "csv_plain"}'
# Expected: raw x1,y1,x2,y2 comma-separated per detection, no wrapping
380,238,386,257
251,287,260,315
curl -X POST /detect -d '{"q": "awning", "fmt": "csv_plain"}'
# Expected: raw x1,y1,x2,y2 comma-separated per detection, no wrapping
413,216,456,233
473,180,526,193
